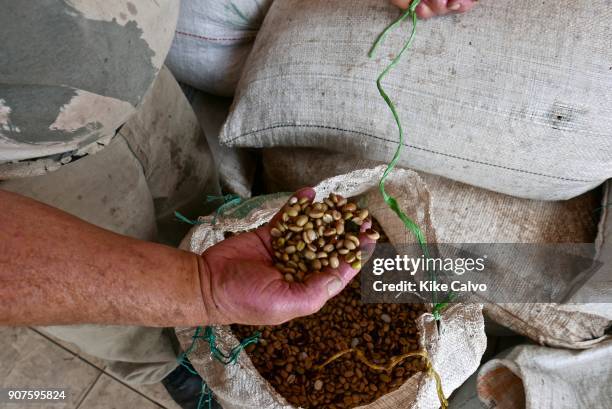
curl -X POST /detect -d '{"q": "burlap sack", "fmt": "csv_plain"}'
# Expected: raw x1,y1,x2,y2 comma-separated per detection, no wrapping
191,92,256,198
177,167,487,409
221,0,612,201
166,0,273,96
260,148,611,349
476,339,612,409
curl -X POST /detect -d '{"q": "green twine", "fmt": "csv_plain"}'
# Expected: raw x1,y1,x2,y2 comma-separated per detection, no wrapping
177,326,261,409
174,194,243,226
175,193,257,409
369,0,447,320
174,211,203,226
179,326,261,367
208,194,243,224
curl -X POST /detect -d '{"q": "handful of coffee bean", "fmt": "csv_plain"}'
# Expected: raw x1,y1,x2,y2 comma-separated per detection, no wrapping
271,193,380,283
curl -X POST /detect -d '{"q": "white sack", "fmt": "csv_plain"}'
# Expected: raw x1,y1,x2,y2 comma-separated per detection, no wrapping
166,0,273,96
476,340,612,409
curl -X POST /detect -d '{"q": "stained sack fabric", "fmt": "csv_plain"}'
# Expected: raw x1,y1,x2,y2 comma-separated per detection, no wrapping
177,167,487,409
221,0,612,201
1,66,220,385
0,0,179,177
259,147,611,349
166,0,273,96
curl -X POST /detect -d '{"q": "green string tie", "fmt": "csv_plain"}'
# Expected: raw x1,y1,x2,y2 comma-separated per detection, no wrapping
178,326,261,409
369,0,449,320
175,194,243,226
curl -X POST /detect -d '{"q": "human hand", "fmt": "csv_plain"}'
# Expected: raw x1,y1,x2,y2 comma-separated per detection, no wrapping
198,188,378,326
391,0,477,19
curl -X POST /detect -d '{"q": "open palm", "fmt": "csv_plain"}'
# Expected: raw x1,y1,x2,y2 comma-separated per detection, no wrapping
199,188,376,326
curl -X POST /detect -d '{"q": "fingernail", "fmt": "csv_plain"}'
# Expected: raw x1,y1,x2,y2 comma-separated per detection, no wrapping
448,2,461,10
327,277,343,296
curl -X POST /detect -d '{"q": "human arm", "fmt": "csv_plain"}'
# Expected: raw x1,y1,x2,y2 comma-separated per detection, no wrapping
0,188,374,327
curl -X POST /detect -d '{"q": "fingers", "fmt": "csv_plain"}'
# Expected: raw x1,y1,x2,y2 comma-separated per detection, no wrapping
292,218,380,318
283,271,345,318
390,0,412,8
324,218,378,283
447,0,477,14
392,0,477,19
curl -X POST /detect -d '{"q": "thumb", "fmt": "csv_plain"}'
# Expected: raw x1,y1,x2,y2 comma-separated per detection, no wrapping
286,271,345,317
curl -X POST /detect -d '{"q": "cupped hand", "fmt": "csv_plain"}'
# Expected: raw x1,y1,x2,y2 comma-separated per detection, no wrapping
198,188,378,326
392,0,477,19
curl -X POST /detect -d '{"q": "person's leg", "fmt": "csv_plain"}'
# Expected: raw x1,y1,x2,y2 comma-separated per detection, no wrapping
118,67,221,246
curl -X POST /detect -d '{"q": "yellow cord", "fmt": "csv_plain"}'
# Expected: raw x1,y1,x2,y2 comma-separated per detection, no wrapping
317,348,447,409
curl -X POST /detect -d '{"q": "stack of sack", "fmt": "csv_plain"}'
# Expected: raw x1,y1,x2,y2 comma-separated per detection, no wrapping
167,0,612,407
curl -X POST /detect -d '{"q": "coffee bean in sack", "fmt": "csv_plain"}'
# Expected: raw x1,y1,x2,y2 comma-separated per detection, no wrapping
271,193,379,282
234,222,428,409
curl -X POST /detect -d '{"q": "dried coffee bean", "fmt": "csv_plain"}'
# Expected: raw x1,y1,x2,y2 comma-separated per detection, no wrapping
366,229,380,241
308,210,324,219
271,193,378,283
330,256,340,269
342,203,357,212
295,215,309,227
304,250,317,260
232,261,426,408
344,240,357,251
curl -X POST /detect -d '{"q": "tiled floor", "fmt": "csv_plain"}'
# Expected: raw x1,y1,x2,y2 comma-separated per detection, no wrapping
0,327,181,409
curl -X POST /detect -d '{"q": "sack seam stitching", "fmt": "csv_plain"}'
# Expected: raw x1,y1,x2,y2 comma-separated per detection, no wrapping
225,123,595,183
175,30,256,42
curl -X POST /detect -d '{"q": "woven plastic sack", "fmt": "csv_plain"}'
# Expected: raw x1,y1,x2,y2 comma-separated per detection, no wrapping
177,167,487,409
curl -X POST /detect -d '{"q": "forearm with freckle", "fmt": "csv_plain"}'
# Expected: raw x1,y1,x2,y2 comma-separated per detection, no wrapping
0,189,209,327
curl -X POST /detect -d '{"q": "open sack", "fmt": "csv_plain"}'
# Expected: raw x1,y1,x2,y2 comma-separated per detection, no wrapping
177,167,486,409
